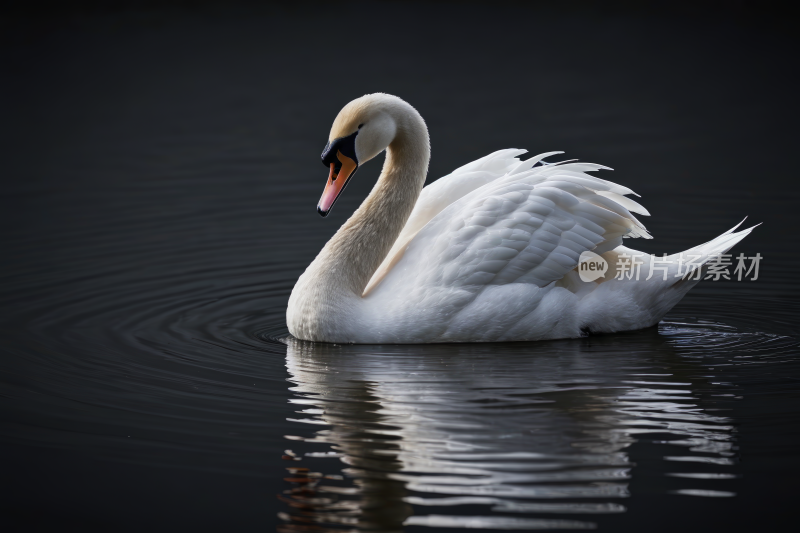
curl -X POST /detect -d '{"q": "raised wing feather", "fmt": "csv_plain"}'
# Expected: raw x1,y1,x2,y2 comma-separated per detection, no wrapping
363,149,535,295
366,153,651,298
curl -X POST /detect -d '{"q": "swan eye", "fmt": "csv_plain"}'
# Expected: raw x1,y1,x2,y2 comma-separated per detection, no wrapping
358,124,364,129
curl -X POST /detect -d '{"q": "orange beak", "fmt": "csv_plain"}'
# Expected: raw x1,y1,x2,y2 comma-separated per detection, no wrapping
318,150,358,217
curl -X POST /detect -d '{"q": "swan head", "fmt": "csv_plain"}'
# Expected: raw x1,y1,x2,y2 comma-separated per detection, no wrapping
318,94,398,217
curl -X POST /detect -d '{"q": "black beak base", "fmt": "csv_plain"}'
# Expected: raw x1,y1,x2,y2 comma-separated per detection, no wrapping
321,130,359,170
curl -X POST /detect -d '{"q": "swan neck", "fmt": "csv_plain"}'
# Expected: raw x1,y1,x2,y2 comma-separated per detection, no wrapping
319,110,429,296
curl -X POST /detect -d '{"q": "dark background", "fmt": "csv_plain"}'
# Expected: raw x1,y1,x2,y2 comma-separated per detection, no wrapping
4,1,799,271
2,1,798,531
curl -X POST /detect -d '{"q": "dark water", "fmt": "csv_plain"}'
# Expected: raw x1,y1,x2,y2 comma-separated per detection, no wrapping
2,3,799,531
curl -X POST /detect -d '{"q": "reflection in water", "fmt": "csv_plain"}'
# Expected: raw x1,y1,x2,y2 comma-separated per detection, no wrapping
275,320,764,531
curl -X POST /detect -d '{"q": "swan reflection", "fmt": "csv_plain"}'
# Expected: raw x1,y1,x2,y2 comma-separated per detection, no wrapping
278,322,740,531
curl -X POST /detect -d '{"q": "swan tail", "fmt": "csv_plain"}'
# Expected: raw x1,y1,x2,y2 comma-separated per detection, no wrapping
578,220,760,334
667,218,760,282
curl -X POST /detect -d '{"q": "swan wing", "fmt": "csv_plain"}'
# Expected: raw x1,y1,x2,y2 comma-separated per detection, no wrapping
364,149,562,295
366,155,651,299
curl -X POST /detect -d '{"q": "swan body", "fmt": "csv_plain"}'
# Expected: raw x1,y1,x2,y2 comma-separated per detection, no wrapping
287,94,756,343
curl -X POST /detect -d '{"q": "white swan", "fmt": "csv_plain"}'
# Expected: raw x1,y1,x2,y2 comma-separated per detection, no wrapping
287,93,756,343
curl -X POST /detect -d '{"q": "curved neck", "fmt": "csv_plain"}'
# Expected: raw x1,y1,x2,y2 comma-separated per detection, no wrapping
312,108,430,297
